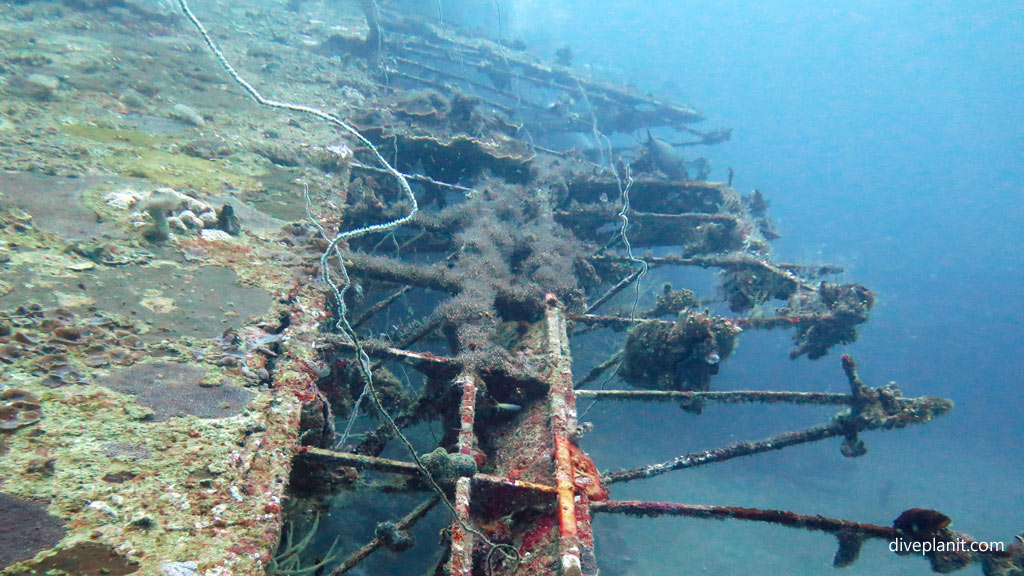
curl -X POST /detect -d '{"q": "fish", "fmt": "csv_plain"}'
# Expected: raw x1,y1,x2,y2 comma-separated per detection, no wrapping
645,129,689,181
494,402,523,413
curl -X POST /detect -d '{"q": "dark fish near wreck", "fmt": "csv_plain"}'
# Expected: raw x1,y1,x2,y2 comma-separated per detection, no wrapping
645,129,689,181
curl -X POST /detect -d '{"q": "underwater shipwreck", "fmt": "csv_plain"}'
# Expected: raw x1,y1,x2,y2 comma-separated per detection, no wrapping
0,1,1021,575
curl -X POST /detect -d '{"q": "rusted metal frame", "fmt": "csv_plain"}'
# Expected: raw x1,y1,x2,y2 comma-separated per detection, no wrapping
248,286,332,559
386,69,517,117
384,68,452,94
567,178,729,206
353,318,452,455
590,500,1019,571
454,373,478,456
396,35,569,100
777,262,845,277
473,473,558,496
603,390,950,485
545,294,592,576
387,33,546,101
575,389,853,406
328,496,440,576
604,421,846,484
354,397,432,456
588,253,719,268
556,207,739,232
294,447,560,496
568,311,847,333
734,313,848,330
591,252,824,293
359,214,464,254
584,268,642,314
390,55,550,113
381,255,458,351
341,250,461,293
349,160,478,196
479,47,702,126
567,313,672,331
590,500,896,540
446,372,479,575
352,285,412,328
573,350,624,390
382,24,702,130
330,330,545,391
323,335,458,378
561,205,739,223
447,477,474,574
297,447,421,476
385,50,500,103
380,42,523,115
388,52,612,134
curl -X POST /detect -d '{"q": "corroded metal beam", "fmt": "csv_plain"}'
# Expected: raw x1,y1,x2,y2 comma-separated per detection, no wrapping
603,356,952,485
322,335,458,377
555,208,739,247
341,251,461,293
575,389,853,406
603,421,848,484
583,268,642,315
446,373,479,575
545,294,598,576
591,500,896,540
590,501,1022,572
296,447,420,476
381,14,703,133
329,496,439,576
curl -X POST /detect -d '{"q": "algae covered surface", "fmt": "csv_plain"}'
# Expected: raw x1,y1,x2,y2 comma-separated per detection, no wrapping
0,0,350,573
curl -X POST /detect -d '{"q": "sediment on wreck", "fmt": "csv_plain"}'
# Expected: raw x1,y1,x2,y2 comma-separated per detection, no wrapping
1,1,1012,575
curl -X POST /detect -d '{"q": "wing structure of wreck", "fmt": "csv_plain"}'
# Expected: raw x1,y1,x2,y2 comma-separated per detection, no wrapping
0,1,1020,576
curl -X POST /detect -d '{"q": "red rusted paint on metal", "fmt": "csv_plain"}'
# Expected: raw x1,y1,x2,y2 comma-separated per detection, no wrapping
456,373,476,455
441,299,606,575
545,294,599,576
447,374,478,575
448,477,474,576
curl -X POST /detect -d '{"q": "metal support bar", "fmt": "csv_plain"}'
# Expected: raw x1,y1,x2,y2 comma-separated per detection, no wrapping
575,389,853,406
603,363,952,485
604,421,847,484
352,285,412,328
590,500,896,540
323,335,458,377
545,294,588,576
473,473,557,496
455,373,477,456
446,372,479,575
584,269,642,315
329,496,439,575
297,448,421,476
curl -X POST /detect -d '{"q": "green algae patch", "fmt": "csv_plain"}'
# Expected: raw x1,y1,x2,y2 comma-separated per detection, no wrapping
59,123,167,148
58,124,265,193
109,148,262,192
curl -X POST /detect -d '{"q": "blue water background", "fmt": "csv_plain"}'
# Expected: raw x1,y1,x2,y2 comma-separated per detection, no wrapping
476,1,1022,573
